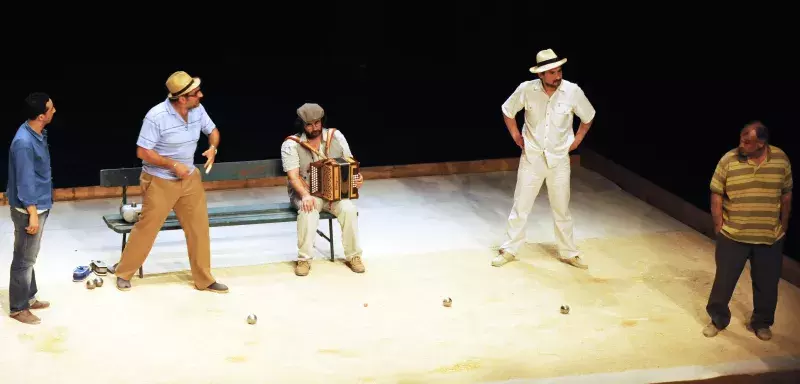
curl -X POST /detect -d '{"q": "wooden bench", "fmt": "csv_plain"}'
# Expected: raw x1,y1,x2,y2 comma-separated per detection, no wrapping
100,159,339,278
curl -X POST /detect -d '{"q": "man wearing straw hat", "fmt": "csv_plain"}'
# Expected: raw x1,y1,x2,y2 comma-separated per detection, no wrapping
111,71,228,293
493,49,596,269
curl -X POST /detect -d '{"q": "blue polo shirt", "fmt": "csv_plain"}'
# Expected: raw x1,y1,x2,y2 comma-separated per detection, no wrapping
6,122,53,210
137,98,216,180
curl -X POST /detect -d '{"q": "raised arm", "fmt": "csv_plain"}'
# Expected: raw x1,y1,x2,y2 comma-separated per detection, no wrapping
571,87,597,150
502,83,526,149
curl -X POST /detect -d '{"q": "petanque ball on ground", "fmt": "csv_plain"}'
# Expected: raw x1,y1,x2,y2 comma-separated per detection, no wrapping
560,305,570,314
86,279,95,290
247,314,257,325
94,277,104,287
443,297,452,307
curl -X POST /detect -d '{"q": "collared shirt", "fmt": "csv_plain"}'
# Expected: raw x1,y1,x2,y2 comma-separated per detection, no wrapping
710,145,793,245
280,128,353,172
501,79,596,168
136,98,216,180
6,121,53,213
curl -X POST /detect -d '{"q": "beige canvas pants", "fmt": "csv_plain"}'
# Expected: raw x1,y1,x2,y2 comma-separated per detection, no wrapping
294,197,362,262
115,170,215,289
500,151,579,258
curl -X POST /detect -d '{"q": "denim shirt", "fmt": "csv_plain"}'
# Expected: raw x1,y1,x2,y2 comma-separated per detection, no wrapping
5,122,53,211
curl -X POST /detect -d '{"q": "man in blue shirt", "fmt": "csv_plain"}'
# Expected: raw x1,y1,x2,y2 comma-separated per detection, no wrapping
111,71,228,293
6,92,56,325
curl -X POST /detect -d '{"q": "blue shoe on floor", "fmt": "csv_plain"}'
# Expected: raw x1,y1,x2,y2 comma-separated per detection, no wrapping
73,266,92,282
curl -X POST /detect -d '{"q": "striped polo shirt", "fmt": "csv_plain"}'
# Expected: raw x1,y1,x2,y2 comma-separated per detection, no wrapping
710,145,793,245
136,98,216,180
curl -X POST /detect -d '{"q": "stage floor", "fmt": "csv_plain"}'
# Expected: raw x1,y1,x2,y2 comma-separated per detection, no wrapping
1,166,799,383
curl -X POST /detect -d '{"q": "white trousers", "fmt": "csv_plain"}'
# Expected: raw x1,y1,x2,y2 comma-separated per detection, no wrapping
294,197,362,262
500,152,579,258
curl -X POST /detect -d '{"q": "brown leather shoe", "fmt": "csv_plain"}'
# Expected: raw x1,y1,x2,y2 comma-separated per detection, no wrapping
30,300,50,310
295,260,310,276
10,309,41,325
347,256,365,273
702,322,721,337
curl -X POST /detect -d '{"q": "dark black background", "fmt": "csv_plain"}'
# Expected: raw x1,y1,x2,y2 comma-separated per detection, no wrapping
2,6,796,260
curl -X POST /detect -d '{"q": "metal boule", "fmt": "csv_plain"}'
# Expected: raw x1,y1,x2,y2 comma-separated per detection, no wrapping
94,277,104,287
560,305,570,314
247,314,257,325
86,279,96,290
120,202,143,223
443,297,452,307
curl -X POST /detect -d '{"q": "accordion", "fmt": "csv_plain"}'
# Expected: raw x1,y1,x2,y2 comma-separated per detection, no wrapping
308,157,360,201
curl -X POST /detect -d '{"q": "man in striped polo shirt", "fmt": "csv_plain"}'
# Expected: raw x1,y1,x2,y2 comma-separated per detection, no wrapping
112,71,228,294
703,121,792,341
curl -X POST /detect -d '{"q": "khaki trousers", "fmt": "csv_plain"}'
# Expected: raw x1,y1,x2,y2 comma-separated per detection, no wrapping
500,151,579,258
115,170,215,289
294,197,362,262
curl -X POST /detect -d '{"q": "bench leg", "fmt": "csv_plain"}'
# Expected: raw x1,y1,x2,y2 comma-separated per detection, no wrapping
328,218,334,262
314,218,336,262
120,233,144,278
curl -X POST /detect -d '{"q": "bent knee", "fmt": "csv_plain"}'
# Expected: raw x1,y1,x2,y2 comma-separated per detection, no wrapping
338,201,359,215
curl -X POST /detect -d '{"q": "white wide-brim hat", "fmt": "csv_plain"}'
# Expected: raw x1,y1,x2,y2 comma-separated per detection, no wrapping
529,48,567,73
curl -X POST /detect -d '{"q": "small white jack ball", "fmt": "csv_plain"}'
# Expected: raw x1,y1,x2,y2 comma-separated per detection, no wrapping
247,314,257,325
560,305,570,314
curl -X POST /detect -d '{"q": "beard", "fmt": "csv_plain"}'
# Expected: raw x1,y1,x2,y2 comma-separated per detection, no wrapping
547,79,561,88
739,146,764,158
306,129,322,139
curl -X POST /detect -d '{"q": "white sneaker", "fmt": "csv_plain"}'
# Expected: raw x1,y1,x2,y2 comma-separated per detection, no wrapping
492,251,515,267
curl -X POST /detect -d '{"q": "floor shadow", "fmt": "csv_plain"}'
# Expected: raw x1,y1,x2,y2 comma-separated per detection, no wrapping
641,261,780,354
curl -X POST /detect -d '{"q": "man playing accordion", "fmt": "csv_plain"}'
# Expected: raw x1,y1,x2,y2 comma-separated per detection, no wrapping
280,103,365,276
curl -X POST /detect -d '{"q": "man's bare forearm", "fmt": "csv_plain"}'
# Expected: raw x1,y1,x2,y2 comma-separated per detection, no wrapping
711,193,724,230
288,175,310,198
781,192,792,230
137,147,180,169
504,114,520,137
26,205,38,216
575,120,594,143
208,128,220,149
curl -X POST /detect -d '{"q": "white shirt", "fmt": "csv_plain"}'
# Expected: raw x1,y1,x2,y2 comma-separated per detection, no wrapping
501,79,596,168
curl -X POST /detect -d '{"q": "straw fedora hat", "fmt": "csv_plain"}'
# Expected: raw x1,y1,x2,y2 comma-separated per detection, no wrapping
529,49,567,73
166,71,201,99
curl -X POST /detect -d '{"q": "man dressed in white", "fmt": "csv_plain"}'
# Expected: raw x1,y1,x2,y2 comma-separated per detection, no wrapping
493,48,596,269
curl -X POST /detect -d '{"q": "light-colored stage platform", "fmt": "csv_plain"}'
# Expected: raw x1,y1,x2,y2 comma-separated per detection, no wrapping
1,160,799,383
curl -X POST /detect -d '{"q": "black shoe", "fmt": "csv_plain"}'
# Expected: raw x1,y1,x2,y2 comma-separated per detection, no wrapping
204,282,228,293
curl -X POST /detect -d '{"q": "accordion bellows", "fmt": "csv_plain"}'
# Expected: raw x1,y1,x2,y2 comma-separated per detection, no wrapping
309,157,360,201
